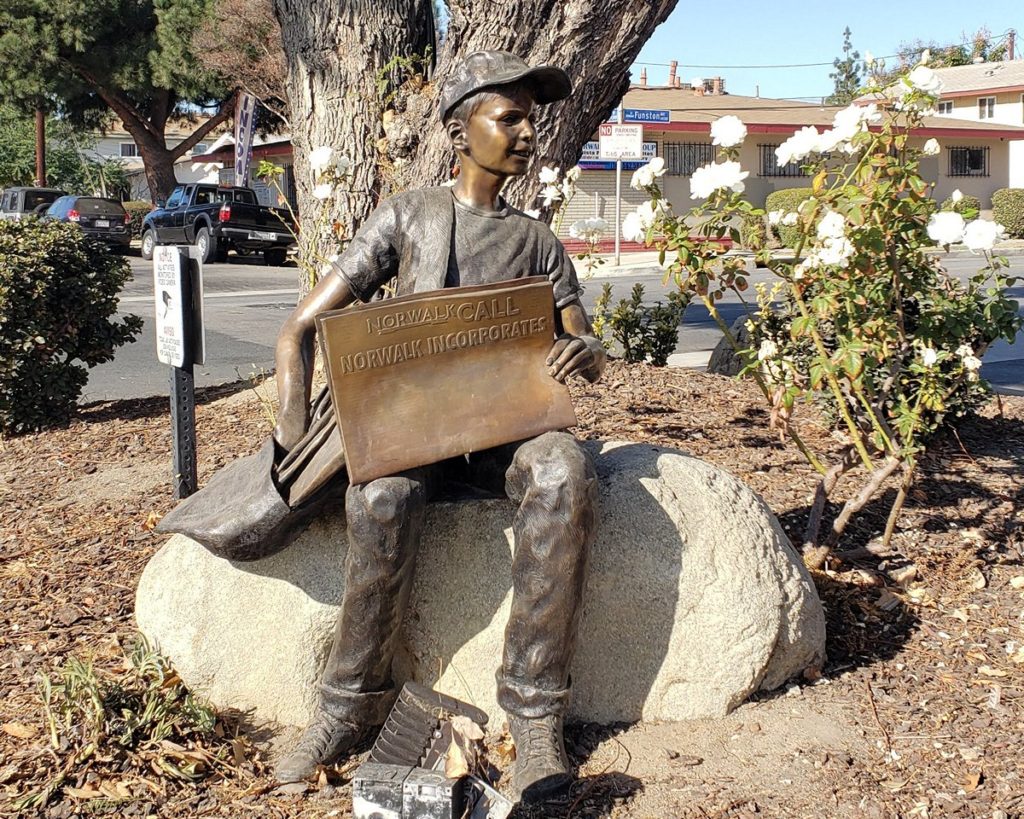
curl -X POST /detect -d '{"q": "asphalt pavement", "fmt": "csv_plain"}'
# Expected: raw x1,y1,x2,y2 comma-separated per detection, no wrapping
83,250,1024,403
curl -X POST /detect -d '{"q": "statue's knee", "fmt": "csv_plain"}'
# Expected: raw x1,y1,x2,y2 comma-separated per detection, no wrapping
509,433,597,507
352,477,423,527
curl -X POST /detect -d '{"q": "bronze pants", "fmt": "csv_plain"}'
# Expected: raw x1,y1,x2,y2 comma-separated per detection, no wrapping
318,431,598,727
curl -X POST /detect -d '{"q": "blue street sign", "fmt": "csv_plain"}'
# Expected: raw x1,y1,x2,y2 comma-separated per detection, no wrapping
606,107,672,124
624,108,671,123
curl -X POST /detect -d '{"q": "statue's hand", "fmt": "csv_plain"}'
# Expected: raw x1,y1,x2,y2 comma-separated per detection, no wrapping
273,406,309,452
547,334,606,383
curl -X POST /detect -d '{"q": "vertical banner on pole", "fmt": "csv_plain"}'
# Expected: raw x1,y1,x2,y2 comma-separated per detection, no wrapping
234,92,258,187
154,246,205,499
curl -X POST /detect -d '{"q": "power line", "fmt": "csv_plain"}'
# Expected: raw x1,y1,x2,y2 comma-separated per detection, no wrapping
634,28,1017,71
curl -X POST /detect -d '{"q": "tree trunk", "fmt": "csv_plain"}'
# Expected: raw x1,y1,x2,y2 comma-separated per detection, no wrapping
271,0,436,295
272,0,678,296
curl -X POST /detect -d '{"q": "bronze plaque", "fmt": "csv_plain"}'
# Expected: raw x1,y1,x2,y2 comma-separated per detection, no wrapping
316,277,577,485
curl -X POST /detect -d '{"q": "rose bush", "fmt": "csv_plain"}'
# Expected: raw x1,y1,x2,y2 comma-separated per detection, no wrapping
622,60,1021,567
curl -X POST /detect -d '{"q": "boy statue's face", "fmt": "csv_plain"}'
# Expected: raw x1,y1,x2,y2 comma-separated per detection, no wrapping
453,86,537,180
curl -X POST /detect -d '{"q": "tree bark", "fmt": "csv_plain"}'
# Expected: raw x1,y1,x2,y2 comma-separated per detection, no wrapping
272,0,679,295
271,0,436,295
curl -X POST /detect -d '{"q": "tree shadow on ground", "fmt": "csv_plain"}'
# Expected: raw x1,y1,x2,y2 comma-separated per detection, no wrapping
767,411,1024,682
76,377,255,426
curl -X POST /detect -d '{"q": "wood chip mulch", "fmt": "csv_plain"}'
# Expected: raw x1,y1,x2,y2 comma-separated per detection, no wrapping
1,361,1022,818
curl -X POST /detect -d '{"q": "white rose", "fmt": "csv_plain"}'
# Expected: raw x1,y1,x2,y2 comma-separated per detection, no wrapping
768,210,784,226
922,138,940,156
775,126,821,167
622,211,646,243
647,157,666,177
630,165,655,190
908,65,943,94
816,210,846,241
539,184,562,208
309,146,333,174
920,347,938,367
711,115,747,148
539,166,560,185
312,183,333,200
757,339,778,361
817,236,855,268
926,211,965,246
689,160,748,199
565,166,582,183
781,212,799,226
962,354,982,372
636,199,669,228
951,189,963,203
569,217,607,242
962,219,1006,252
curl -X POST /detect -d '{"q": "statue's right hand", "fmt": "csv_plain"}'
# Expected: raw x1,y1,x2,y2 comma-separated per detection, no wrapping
273,408,308,452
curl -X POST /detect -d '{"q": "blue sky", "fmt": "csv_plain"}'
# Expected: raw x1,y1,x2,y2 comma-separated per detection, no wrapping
634,1,1021,100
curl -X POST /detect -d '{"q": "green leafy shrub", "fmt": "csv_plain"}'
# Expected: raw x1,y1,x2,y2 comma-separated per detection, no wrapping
0,220,142,434
593,282,688,366
122,200,153,240
939,192,981,216
765,187,814,248
739,211,768,251
992,188,1024,238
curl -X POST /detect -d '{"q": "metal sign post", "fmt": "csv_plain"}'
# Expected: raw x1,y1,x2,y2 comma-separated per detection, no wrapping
153,246,206,499
599,117,643,266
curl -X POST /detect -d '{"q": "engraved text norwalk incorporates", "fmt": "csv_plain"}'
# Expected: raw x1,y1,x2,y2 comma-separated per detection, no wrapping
316,277,577,484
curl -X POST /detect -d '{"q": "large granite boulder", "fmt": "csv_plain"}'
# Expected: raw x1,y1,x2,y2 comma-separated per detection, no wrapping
136,441,825,729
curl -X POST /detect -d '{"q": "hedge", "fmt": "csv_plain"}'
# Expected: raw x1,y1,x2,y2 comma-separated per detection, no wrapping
939,193,981,217
765,187,815,248
992,188,1024,239
0,220,142,433
123,200,154,240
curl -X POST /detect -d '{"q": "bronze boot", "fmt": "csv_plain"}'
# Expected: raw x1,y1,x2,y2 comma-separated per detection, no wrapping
275,711,365,783
509,714,573,802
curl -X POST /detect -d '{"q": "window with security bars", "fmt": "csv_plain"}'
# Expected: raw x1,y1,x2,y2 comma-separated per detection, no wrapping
663,142,716,175
758,144,806,177
948,146,989,177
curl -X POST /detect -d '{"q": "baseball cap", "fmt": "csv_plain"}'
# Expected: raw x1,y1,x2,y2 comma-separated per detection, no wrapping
440,50,572,121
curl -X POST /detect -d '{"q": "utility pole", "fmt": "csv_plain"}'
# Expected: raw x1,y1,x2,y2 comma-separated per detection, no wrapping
1008,30,1016,62
34,108,47,187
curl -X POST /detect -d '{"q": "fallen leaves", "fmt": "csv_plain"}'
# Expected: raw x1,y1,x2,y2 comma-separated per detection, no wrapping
2,721,37,739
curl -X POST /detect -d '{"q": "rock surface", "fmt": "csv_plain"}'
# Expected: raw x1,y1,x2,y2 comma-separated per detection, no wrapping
136,441,825,728
706,314,756,377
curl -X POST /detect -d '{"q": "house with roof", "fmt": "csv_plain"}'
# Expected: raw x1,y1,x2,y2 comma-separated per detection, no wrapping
560,81,1024,244
80,117,229,201
926,59,1024,187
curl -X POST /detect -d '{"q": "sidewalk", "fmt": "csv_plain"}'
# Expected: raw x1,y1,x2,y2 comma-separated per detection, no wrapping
573,240,1024,279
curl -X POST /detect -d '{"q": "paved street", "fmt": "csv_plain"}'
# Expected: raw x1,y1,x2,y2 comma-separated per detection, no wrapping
84,251,1024,403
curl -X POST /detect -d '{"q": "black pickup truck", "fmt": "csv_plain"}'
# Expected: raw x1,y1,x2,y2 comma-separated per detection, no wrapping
140,183,295,265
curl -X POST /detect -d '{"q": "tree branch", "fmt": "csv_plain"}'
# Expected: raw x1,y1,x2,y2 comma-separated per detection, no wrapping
169,90,239,161
70,63,165,143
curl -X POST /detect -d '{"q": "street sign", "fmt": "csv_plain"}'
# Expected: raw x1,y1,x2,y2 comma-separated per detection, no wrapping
598,123,644,160
580,140,657,170
153,246,206,498
606,107,672,124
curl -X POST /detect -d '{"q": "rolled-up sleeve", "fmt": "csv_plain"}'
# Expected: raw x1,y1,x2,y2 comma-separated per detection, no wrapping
330,200,400,302
549,243,585,308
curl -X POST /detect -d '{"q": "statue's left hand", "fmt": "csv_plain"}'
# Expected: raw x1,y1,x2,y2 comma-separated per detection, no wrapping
547,334,606,383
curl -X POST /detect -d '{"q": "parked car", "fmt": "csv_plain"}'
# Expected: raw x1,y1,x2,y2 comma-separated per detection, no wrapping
0,186,67,221
44,196,131,251
140,183,295,265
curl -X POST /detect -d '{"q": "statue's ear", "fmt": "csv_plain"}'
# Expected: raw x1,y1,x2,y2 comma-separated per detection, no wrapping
446,119,469,153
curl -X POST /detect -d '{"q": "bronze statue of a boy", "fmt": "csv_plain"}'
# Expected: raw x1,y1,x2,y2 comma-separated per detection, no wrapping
272,51,606,802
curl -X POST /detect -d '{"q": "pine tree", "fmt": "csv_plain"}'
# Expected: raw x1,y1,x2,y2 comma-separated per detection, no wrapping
827,27,862,105
0,0,234,201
